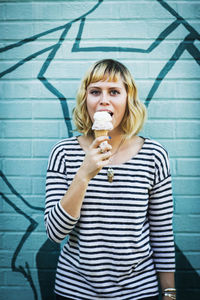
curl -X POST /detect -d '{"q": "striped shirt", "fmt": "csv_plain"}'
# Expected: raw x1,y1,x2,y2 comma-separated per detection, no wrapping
45,136,175,300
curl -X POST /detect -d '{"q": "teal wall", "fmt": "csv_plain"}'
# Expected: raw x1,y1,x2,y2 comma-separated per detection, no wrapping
0,0,200,299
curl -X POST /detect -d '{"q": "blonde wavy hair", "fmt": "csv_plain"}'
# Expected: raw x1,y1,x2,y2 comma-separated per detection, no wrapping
73,59,147,137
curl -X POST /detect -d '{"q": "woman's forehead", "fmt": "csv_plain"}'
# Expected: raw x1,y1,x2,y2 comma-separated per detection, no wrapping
89,70,125,85
88,78,125,88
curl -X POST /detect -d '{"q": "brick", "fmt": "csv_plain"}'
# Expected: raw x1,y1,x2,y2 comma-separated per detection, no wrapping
175,233,200,251
0,81,32,99
2,232,22,251
33,21,74,40
174,196,200,214
177,2,200,18
0,176,31,194
71,39,189,61
176,159,200,176
5,2,61,20
173,178,200,195
32,101,63,119
2,232,47,251
159,140,200,158
32,177,46,195
0,81,78,99
60,122,79,139
3,159,47,176
148,101,200,119
175,81,200,99
0,23,34,40
142,120,176,138
0,4,5,20
81,20,189,40
0,40,53,60
0,233,3,250
0,195,3,212
2,195,44,213
32,121,60,138
3,121,60,138
176,121,200,138
0,102,32,119
173,215,200,233
46,60,90,79
42,81,78,99
32,139,60,157
34,214,47,232
0,250,34,268
31,99,75,119
1,61,35,79
0,214,30,231
3,121,33,137
150,60,200,79
4,269,32,286
101,2,175,20
5,3,34,20
36,58,200,90
140,81,200,101
0,140,32,157
0,287,35,300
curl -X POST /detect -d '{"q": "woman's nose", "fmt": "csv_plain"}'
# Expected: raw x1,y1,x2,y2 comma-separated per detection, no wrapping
100,92,109,105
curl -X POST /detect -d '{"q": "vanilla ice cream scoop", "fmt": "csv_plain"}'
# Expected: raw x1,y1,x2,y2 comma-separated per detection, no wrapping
92,111,113,131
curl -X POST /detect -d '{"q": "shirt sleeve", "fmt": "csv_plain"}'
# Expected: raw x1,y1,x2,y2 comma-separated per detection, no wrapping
148,145,176,272
45,143,79,243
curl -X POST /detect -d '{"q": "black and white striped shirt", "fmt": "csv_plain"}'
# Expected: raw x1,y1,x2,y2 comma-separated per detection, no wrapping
45,136,175,300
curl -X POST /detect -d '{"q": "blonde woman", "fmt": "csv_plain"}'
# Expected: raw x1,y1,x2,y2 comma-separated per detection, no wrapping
45,59,176,300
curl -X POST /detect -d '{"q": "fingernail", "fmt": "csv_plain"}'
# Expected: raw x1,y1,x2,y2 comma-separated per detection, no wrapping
109,136,111,139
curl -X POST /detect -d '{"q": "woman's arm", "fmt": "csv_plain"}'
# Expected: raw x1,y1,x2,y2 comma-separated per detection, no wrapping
60,136,111,218
158,272,175,299
148,144,176,297
45,136,112,242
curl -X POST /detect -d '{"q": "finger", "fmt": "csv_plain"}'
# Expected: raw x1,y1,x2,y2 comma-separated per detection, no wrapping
100,150,112,161
92,136,110,148
97,156,111,168
99,141,108,153
97,143,112,154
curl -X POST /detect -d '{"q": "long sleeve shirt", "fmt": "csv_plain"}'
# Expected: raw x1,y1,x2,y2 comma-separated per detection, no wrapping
45,136,175,300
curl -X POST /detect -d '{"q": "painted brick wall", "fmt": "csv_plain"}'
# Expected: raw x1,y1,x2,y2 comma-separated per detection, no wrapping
0,0,200,299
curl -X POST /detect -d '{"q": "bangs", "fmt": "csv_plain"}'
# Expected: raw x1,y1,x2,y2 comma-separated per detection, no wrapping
86,60,126,86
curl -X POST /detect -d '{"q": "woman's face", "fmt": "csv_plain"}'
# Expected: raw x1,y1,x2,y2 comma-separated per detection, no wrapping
86,77,127,134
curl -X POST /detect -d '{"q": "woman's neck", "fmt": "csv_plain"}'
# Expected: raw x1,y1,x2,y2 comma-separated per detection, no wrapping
107,128,125,150
79,128,126,154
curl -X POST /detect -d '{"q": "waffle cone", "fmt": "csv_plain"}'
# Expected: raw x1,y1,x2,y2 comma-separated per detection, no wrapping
94,130,109,138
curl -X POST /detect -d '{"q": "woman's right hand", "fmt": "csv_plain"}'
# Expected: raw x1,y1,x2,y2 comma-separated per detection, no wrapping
79,136,112,181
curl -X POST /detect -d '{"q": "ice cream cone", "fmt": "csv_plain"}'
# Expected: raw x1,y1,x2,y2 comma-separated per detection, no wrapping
94,130,109,138
92,111,113,139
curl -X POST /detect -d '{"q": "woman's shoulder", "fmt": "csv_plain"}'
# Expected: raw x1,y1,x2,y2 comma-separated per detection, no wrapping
50,136,80,153
143,137,169,157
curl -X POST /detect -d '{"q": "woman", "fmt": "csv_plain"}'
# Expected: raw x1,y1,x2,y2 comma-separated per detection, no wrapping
45,59,176,300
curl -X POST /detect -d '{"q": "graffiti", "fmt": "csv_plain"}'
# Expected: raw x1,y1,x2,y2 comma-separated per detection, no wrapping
0,170,40,299
0,0,200,299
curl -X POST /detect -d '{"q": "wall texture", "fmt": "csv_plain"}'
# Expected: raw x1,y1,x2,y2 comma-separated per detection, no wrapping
0,0,200,299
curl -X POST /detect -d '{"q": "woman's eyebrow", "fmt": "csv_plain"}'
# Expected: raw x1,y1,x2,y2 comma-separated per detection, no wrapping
88,85,122,89
88,86,101,89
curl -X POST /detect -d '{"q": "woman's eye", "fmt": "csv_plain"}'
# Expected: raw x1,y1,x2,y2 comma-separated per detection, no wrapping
90,90,100,95
110,90,120,95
